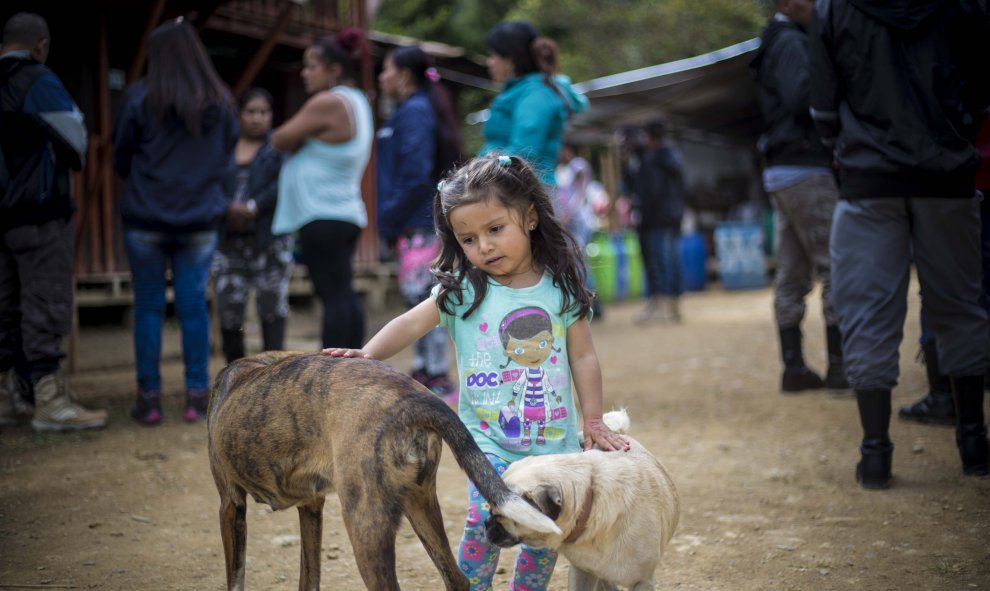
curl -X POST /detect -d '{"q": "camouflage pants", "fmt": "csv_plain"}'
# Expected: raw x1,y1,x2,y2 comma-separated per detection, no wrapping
212,235,294,330
771,173,839,328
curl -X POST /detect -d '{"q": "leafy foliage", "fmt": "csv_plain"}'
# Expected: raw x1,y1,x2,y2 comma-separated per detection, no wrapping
374,0,768,81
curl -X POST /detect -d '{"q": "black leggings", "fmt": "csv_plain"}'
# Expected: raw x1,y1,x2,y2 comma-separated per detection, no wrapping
298,220,365,349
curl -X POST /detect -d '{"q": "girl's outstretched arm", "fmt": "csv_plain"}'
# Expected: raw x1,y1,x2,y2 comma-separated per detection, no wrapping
322,297,440,360
566,318,630,452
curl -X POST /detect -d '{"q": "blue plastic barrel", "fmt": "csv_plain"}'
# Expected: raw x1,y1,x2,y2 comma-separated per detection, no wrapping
714,222,766,289
679,232,707,292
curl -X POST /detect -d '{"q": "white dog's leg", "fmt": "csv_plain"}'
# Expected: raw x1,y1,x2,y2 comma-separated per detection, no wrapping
567,567,623,591
630,579,656,591
567,566,602,591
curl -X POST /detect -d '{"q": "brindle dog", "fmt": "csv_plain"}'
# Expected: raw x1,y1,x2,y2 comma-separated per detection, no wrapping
207,351,558,591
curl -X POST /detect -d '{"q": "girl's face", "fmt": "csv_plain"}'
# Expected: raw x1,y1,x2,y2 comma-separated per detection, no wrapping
486,52,515,84
448,197,540,287
506,330,554,368
301,47,339,95
378,55,410,100
239,96,272,140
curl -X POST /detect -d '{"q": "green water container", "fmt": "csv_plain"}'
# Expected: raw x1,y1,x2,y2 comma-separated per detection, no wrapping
620,230,645,300
586,232,617,303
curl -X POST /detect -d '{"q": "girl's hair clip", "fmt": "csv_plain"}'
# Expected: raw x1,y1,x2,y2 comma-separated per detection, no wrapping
426,67,441,83
497,155,511,167
437,179,445,192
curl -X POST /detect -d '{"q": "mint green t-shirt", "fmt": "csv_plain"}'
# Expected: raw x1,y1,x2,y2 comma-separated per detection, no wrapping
433,273,583,463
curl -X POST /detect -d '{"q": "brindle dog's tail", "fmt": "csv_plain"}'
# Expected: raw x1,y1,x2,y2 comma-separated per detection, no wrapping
407,391,561,536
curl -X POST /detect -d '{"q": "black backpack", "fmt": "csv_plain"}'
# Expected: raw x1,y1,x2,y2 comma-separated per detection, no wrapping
0,58,57,210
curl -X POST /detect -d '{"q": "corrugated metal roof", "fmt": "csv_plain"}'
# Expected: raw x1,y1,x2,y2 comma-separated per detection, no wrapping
568,38,763,144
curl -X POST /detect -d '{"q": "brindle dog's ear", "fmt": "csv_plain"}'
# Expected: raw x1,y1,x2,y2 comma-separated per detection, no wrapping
530,485,563,521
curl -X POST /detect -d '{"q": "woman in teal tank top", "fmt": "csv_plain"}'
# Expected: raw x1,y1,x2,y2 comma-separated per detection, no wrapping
272,28,374,348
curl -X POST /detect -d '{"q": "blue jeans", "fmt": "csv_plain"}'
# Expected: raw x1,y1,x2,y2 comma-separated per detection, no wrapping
124,228,217,392
642,227,682,297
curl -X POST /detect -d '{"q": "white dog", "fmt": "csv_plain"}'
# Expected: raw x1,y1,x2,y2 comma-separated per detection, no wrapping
485,410,679,591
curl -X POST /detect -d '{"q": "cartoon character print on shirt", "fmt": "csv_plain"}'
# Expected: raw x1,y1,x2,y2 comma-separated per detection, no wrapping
498,306,563,447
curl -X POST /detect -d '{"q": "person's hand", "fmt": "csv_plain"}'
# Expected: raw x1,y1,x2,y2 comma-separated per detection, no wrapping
320,347,374,359
227,202,255,231
582,416,631,452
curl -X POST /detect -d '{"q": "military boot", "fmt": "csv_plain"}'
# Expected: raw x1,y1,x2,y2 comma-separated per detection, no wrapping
31,373,107,432
0,368,34,426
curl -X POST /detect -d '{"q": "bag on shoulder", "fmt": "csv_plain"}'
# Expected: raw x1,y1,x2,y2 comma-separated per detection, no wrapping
0,59,58,210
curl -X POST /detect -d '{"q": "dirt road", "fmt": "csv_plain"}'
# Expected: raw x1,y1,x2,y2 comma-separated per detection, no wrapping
1,284,987,590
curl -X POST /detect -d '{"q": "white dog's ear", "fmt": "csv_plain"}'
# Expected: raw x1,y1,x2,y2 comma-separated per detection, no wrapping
501,494,561,535
530,485,564,521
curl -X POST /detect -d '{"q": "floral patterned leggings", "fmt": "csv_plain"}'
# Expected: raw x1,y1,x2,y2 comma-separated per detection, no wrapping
458,454,558,591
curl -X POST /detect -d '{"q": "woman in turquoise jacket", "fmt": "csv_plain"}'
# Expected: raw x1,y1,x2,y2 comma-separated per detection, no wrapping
481,21,588,186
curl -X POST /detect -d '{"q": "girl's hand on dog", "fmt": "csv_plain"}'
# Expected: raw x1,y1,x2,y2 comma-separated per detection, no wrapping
321,347,375,359
582,417,631,452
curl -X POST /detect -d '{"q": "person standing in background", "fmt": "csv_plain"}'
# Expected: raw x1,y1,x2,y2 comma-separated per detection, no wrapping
750,0,848,393
480,20,587,187
113,18,236,425
0,12,106,431
272,28,373,350
810,0,990,488
376,45,463,401
213,87,291,363
632,120,686,323
556,142,603,319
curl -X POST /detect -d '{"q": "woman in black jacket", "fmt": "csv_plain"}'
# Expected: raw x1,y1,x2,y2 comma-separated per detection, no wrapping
213,87,291,363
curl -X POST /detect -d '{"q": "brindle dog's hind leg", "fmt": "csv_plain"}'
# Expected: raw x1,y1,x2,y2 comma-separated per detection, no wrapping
337,480,404,591
218,486,247,591
296,497,325,591
403,480,469,591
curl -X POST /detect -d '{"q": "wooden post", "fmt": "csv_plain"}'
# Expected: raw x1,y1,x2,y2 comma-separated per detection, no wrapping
98,13,115,273
231,0,295,99
127,0,167,83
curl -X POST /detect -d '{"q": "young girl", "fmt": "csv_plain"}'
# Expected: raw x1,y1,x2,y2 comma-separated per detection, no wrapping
324,153,628,590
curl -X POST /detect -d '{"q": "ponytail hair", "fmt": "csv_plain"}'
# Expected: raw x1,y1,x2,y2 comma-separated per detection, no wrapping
485,21,571,115
310,26,368,83
389,45,464,181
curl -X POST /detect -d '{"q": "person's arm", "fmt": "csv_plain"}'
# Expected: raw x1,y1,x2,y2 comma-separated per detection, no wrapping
111,86,141,178
382,102,437,229
769,31,813,122
248,142,283,215
271,92,346,153
23,71,87,171
809,3,840,149
323,297,440,360
566,318,630,452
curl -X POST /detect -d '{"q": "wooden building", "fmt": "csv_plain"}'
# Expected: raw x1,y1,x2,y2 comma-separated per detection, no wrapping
1,0,489,308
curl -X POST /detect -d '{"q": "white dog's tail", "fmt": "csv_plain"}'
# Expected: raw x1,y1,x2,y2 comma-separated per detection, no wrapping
602,409,630,434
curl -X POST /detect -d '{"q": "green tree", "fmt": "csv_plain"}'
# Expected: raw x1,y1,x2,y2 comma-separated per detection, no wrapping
510,0,767,81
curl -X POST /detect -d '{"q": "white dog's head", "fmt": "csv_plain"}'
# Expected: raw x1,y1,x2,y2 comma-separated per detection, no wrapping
485,457,587,550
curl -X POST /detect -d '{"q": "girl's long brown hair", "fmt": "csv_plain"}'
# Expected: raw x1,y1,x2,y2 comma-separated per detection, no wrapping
432,155,594,320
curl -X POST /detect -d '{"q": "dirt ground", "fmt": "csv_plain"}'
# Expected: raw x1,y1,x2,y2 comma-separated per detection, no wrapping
1,281,988,591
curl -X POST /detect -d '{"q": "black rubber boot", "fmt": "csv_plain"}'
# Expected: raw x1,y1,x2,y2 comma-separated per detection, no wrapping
950,375,989,476
855,389,893,489
898,344,955,425
779,326,824,392
221,328,245,364
261,317,287,352
823,325,850,389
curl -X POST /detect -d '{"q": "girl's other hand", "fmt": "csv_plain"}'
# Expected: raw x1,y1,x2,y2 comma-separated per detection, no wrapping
320,347,374,359
582,417,631,452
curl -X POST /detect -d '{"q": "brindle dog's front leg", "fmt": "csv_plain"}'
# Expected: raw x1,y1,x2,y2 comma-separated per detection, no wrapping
297,498,325,591
219,491,247,591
